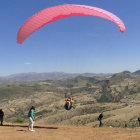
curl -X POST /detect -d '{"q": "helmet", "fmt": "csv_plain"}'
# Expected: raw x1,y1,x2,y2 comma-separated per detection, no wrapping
69,96,71,99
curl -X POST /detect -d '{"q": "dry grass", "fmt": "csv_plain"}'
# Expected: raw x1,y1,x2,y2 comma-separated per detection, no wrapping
0,124,140,140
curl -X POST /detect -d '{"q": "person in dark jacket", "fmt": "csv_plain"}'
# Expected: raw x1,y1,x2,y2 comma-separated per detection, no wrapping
138,117,140,126
98,112,103,127
0,109,4,126
28,106,35,132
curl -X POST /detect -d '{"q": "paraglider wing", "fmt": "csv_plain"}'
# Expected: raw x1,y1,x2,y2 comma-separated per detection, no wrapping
17,4,125,44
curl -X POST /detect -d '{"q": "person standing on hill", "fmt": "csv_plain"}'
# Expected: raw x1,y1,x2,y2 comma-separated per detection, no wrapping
0,109,4,126
98,112,103,127
28,106,35,132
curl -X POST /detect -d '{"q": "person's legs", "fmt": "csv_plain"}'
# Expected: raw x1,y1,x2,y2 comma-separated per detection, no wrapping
99,119,102,127
31,120,34,131
28,117,31,130
1,117,3,126
29,117,34,131
0,117,3,126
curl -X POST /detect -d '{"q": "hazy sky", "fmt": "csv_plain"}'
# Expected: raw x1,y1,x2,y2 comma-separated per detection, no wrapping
0,0,140,75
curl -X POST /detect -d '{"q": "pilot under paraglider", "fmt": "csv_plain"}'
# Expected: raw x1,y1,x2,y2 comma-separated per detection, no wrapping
64,96,74,110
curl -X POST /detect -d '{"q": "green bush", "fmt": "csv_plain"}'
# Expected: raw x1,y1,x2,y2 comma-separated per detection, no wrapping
13,116,26,123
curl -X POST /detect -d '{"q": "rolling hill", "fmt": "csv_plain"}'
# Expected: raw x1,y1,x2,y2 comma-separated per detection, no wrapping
0,71,140,128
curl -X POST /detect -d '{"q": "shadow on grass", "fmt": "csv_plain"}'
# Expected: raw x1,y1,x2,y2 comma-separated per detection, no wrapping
3,124,58,129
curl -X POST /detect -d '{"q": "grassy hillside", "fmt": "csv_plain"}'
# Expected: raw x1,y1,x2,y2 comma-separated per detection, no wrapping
0,73,140,127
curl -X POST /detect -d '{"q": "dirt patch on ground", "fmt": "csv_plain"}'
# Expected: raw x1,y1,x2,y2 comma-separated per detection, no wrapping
0,123,140,140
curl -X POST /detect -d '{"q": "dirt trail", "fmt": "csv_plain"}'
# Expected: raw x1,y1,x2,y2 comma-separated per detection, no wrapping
0,124,140,140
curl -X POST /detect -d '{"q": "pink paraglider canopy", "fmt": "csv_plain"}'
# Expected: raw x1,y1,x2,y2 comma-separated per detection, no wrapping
17,4,125,44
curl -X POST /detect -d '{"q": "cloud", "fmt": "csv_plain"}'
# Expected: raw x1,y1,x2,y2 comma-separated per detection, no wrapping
24,62,32,65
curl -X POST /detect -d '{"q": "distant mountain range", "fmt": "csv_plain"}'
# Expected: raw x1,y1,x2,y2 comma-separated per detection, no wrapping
133,70,140,74
0,72,110,83
0,70,139,84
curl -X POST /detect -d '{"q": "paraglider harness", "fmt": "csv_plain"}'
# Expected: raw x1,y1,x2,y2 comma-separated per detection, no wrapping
64,98,74,110
65,100,72,110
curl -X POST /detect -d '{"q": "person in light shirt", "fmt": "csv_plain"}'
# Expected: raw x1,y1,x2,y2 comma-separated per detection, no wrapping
28,106,35,132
